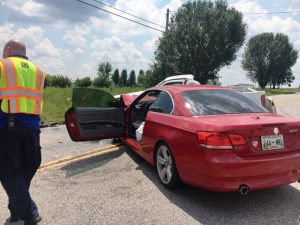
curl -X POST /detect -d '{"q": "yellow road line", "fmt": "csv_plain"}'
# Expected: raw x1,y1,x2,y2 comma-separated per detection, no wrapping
38,144,125,172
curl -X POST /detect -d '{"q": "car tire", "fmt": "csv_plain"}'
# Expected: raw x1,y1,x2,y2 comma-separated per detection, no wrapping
155,143,181,189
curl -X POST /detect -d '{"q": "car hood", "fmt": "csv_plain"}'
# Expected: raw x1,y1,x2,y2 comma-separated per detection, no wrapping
120,92,142,107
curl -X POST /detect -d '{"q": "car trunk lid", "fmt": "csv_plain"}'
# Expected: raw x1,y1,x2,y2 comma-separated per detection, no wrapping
191,113,300,156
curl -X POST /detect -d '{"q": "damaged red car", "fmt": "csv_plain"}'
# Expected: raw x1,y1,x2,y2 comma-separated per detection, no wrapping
65,85,300,194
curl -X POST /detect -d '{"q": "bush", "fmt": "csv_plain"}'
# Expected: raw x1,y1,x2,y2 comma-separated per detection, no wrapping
46,74,72,88
74,77,92,87
92,76,111,88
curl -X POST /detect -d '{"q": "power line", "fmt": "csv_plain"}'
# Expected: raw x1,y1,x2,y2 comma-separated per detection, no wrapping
74,0,165,33
90,0,165,29
244,10,300,15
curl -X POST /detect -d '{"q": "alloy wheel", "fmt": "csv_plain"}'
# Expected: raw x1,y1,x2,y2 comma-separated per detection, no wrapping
156,145,173,184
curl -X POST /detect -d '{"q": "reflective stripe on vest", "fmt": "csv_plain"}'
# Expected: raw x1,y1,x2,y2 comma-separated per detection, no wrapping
0,58,44,114
0,89,43,99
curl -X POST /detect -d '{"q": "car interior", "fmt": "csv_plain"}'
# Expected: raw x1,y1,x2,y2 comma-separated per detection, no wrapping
128,90,174,141
128,91,159,139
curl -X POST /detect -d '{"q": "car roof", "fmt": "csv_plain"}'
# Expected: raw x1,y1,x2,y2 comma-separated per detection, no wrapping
163,74,194,81
150,85,234,93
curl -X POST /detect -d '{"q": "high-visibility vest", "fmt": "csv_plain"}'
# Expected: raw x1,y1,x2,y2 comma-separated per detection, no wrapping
0,57,45,115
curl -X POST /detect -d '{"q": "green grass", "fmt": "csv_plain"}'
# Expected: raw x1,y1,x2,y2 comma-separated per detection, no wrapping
41,86,144,123
42,87,72,123
264,88,300,96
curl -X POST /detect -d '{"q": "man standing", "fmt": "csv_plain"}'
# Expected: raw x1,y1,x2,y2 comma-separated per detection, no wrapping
0,39,45,225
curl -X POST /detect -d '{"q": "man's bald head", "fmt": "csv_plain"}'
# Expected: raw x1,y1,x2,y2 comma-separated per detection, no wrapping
3,39,27,58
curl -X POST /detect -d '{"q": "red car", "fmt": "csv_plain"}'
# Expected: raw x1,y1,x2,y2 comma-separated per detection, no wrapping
65,85,300,194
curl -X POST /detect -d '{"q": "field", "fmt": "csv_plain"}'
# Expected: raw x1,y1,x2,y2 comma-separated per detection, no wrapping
41,87,143,123
264,88,300,96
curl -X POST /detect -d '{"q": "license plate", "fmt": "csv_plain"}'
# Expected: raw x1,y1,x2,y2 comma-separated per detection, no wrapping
261,134,284,151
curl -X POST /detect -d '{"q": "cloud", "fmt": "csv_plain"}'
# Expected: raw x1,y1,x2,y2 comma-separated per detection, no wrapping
63,25,91,54
232,0,268,15
143,38,158,52
219,62,250,86
1,0,104,24
0,24,73,75
0,24,15,46
90,36,151,74
287,0,300,10
89,0,184,37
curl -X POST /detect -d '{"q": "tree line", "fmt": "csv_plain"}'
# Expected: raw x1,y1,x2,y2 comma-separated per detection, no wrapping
45,63,154,88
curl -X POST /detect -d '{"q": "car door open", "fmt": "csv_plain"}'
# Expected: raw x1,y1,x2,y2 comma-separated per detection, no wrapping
65,88,125,141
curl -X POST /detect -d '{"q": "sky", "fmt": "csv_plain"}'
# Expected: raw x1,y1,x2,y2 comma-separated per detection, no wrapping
0,0,300,87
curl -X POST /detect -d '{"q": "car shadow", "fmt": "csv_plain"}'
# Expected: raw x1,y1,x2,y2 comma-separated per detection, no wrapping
60,147,125,178
124,147,300,225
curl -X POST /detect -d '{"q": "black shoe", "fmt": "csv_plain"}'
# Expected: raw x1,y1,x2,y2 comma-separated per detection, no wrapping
24,214,42,225
9,214,20,222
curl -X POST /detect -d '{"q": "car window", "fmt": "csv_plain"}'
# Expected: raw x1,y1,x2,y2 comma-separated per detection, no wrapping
149,91,173,114
72,88,120,107
181,90,268,116
163,81,184,86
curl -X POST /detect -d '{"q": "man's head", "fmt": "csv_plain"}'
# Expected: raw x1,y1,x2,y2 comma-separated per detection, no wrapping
3,39,27,58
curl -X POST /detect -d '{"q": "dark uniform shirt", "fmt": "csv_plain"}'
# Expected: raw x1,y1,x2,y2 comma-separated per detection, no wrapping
0,112,40,130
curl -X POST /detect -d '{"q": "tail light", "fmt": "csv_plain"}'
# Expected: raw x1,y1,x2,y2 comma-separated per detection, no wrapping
197,132,247,150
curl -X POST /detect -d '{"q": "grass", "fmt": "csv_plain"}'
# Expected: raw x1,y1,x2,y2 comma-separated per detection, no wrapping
41,86,144,123
42,87,72,123
264,88,300,96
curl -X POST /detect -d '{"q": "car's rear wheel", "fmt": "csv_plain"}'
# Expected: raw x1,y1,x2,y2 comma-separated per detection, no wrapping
155,143,180,189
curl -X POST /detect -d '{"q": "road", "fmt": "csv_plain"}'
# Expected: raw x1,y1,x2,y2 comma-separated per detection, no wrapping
0,94,300,225
272,93,300,120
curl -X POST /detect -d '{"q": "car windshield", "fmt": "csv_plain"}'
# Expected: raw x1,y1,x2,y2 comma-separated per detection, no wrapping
181,89,268,116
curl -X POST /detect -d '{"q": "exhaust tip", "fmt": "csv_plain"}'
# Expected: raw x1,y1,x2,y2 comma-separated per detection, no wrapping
239,184,249,195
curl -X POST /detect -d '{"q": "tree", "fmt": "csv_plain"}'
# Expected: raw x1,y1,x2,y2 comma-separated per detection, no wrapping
270,33,298,88
128,70,136,87
137,69,145,86
74,77,92,88
112,69,120,86
96,62,112,88
242,33,298,89
143,70,154,88
92,77,109,88
120,69,128,87
151,0,246,85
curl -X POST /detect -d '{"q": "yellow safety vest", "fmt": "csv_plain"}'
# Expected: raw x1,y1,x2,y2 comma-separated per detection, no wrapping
0,57,45,115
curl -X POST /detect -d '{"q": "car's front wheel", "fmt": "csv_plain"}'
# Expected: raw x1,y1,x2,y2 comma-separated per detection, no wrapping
155,143,181,189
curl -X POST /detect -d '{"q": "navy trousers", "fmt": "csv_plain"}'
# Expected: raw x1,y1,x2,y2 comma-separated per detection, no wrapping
0,125,41,221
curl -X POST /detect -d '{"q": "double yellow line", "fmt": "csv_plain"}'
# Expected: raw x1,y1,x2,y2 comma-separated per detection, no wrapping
38,143,124,172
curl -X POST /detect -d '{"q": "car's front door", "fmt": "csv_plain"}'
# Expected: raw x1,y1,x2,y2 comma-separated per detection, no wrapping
65,88,125,141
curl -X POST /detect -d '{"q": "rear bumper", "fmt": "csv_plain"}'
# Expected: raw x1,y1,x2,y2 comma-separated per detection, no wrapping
184,151,300,192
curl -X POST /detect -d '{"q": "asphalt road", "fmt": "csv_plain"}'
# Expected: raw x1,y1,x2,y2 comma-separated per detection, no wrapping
272,93,300,120
0,94,300,225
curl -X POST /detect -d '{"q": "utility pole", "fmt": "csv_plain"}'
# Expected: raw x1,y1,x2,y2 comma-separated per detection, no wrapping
165,8,170,32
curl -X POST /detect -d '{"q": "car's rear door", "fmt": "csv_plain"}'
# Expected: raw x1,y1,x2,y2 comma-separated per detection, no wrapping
65,88,125,141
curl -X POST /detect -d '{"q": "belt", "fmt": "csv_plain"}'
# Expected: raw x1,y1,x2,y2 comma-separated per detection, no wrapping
7,117,16,131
